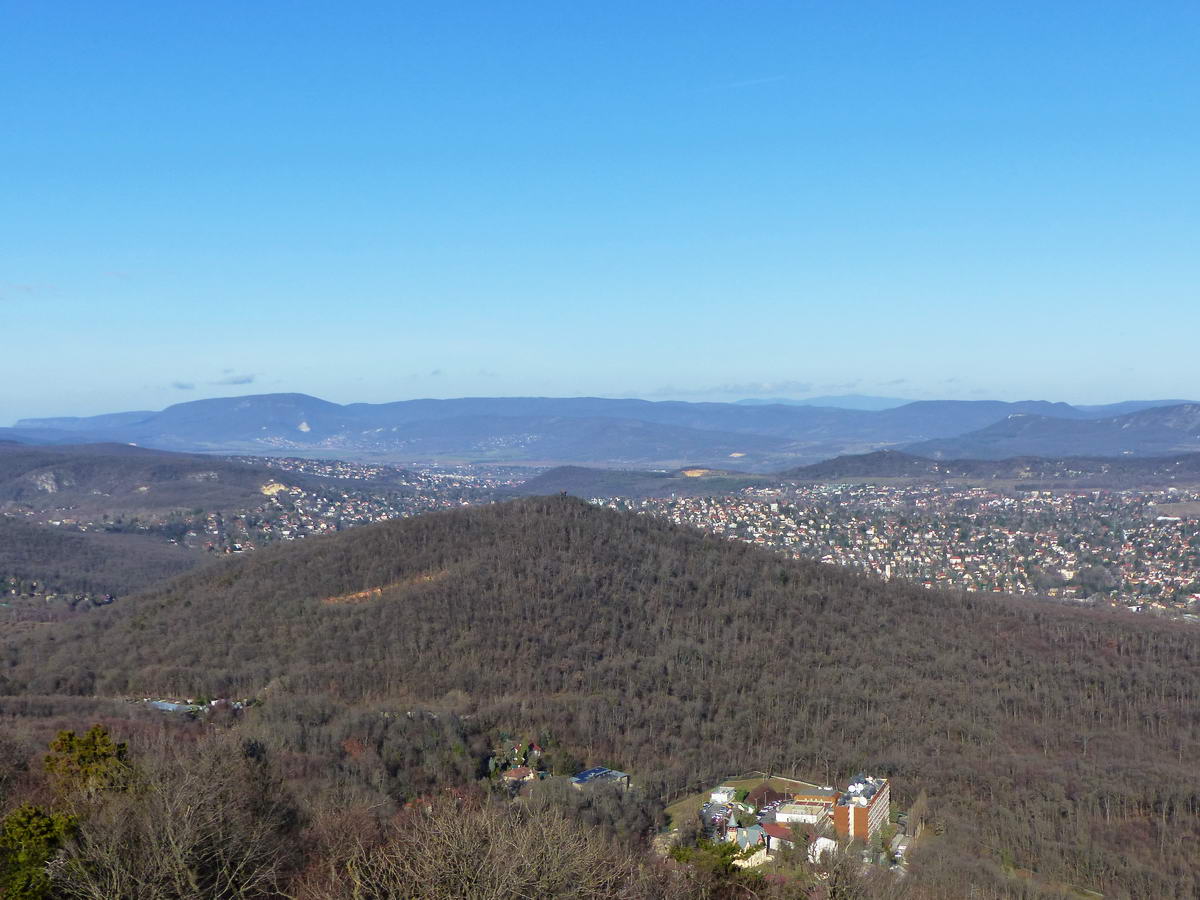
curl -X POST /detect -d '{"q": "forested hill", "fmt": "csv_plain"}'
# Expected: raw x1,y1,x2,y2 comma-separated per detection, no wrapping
0,441,296,514
6,496,1200,896
906,403,1200,460
0,516,202,599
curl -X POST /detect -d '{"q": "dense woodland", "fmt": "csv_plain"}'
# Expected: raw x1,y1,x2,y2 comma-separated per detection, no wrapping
0,517,203,603
0,443,289,515
2,497,1199,897
0,442,296,614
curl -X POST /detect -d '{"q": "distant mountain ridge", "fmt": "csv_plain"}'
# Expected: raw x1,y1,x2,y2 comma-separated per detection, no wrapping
734,394,910,410
13,393,1199,469
906,403,1200,460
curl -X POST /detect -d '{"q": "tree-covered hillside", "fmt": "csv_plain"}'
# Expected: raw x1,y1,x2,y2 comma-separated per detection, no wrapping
0,442,294,515
3,497,1198,896
0,516,203,602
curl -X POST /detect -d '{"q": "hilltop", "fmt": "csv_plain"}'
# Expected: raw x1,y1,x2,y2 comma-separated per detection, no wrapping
907,403,1200,459
5,496,1198,896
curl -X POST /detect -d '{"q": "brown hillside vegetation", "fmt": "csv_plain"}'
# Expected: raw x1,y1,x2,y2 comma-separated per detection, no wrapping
3,497,1199,897
0,442,293,515
321,570,449,605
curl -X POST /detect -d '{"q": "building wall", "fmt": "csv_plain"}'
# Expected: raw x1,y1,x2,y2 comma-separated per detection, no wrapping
832,804,854,838
832,781,890,842
865,782,890,839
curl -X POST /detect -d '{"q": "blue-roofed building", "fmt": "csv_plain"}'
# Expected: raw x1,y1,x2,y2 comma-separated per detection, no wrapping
734,824,766,851
145,700,203,714
570,766,631,791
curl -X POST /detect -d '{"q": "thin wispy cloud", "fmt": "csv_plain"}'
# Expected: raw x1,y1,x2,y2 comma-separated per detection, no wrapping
212,373,256,386
170,381,195,391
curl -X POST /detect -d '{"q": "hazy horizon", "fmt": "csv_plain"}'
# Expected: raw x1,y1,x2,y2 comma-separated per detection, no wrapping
11,388,1200,428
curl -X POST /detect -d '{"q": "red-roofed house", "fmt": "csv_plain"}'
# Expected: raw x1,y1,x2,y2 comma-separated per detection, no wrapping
761,822,798,851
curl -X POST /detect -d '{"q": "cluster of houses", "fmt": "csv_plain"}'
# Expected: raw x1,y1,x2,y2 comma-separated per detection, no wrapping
501,760,632,792
138,696,251,715
596,484,1200,615
490,743,907,869
494,739,632,795
701,774,902,867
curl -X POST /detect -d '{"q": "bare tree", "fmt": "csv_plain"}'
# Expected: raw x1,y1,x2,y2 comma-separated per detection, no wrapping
53,734,299,899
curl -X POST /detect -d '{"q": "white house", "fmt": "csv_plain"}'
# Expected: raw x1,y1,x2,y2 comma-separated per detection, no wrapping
710,786,737,804
808,837,839,864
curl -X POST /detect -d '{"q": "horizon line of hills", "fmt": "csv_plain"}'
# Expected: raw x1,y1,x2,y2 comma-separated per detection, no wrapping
7,392,1200,470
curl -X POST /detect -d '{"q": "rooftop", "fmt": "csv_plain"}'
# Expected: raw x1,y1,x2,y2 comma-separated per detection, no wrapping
571,766,629,785
791,785,839,799
837,774,887,806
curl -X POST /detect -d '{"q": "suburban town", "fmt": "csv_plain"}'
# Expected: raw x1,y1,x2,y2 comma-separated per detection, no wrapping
592,481,1200,618
186,461,510,554
5,458,516,558
6,453,1200,621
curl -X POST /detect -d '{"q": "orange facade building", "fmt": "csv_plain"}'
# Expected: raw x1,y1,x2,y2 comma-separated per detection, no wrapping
831,775,890,842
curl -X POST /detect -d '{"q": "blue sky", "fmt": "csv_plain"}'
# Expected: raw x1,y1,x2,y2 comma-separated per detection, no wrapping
3,1,1198,422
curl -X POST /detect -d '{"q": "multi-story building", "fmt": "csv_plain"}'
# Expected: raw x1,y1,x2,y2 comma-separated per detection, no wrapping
832,775,890,842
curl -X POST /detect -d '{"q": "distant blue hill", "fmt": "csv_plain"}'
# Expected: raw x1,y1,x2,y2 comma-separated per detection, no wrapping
906,404,1200,459
735,394,910,411
13,393,1200,469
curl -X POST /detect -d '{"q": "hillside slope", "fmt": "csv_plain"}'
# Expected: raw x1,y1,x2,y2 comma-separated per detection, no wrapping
0,442,295,515
907,403,1200,459
0,516,203,599
6,496,1198,896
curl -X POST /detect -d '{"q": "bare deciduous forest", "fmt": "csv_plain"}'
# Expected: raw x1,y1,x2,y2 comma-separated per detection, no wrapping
2,496,1198,897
